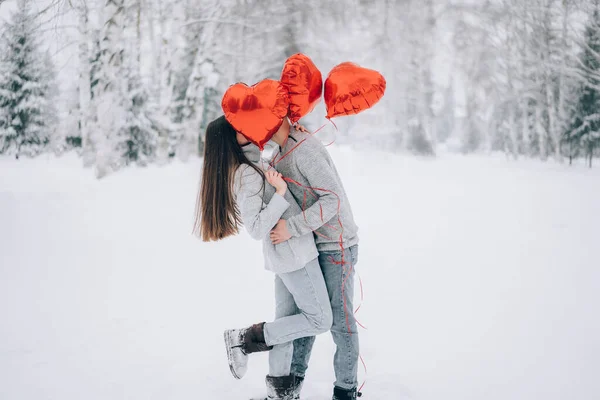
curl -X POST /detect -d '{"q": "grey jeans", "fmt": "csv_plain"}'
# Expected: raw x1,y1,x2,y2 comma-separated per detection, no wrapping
291,245,360,390
263,258,333,377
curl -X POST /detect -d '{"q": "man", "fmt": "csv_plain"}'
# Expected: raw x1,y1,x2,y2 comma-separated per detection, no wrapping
269,119,361,400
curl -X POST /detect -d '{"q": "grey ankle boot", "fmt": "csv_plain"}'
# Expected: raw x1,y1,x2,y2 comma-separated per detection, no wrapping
224,322,273,380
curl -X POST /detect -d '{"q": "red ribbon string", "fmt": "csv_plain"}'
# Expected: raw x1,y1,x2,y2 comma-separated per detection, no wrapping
270,122,327,167
354,272,365,316
322,118,339,147
359,355,367,393
323,138,337,147
324,222,339,231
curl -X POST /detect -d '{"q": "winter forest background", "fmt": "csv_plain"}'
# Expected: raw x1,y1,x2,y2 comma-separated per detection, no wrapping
2,0,600,176
2,1,600,399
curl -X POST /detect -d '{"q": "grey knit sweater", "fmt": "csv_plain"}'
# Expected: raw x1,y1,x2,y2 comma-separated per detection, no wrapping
233,144,318,274
272,132,359,252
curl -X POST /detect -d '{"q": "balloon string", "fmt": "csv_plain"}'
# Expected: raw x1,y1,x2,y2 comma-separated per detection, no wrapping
323,138,337,147
323,118,339,147
354,271,365,315
270,123,326,167
269,118,338,165
358,355,367,393
328,118,339,130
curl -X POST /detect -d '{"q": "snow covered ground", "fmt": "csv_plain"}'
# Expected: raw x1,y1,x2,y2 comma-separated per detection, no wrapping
1,149,599,400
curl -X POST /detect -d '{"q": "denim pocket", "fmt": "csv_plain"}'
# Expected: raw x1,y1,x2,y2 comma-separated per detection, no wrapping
320,246,357,268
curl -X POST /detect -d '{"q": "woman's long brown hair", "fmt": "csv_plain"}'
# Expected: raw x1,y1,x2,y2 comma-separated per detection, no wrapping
193,115,264,241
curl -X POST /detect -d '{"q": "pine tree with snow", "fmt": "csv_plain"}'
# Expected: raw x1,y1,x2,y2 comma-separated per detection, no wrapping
0,0,58,158
567,5,600,167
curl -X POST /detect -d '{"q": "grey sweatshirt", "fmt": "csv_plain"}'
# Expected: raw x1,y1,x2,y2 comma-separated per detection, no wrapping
233,144,318,274
272,132,359,252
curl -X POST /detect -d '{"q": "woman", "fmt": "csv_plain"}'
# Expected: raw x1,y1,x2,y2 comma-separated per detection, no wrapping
194,116,332,400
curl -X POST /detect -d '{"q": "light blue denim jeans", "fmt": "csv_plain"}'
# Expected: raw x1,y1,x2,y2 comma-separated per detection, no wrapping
263,258,333,377
291,245,360,390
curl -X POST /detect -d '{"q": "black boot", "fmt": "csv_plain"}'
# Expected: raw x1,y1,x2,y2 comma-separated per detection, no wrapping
243,322,273,354
266,375,303,400
332,386,362,400
292,376,304,398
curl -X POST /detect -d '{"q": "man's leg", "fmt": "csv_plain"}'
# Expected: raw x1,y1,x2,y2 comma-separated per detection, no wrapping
323,245,360,390
290,335,316,378
291,246,360,390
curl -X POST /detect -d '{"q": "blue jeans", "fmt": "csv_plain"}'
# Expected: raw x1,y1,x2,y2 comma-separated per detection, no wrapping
264,258,333,377
291,245,360,390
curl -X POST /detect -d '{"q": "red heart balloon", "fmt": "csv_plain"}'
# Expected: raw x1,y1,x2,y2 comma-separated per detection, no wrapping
222,79,290,149
324,62,386,119
280,53,323,124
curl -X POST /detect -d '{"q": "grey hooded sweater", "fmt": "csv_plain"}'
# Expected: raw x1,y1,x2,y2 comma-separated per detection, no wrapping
233,144,318,274
272,132,359,252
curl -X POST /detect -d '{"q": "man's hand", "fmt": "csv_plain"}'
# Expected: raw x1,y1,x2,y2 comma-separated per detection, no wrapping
294,124,309,133
270,219,292,244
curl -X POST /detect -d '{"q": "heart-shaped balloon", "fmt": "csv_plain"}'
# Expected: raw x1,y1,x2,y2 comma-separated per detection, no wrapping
280,53,323,124
222,79,290,149
324,62,386,119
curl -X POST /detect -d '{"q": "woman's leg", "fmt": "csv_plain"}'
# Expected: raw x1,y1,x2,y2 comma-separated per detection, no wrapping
263,258,333,347
268,275,298,377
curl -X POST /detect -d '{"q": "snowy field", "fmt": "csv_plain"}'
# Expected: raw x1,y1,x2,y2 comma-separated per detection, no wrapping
1,149,599,400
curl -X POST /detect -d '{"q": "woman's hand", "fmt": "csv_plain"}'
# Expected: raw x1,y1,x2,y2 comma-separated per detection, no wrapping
266,170,287,196
294,124,309,133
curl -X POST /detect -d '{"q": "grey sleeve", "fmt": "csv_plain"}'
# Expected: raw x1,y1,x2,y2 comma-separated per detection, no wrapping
285,141,342,238
237,167,290,240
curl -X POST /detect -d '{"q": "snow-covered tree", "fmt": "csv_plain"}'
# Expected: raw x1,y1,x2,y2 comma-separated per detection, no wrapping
567,4,600,167
450,0,583,161
27,0,600,171
0,0,58,158
67,0,105,165
165,0,224,159
452,8,499,154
